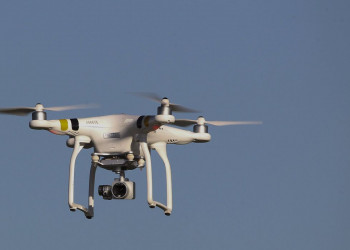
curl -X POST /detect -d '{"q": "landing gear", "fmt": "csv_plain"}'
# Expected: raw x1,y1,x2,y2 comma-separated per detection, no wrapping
67,146,141,219
67,138,173,218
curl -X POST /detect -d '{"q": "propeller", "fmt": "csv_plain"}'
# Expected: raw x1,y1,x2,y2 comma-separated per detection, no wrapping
174,116,262,127
0,103,98,116
130,92,199,113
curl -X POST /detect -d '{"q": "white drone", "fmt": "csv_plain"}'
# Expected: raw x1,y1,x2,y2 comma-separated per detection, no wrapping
0,93,261,219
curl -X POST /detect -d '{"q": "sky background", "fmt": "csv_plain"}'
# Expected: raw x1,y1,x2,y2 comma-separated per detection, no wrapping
0,1,349,249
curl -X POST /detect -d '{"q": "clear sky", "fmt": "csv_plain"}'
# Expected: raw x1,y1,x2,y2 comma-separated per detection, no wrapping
0,1,349,249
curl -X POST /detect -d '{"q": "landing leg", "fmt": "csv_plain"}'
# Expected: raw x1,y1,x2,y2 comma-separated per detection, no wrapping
141,142,156,208
85,155,99,219
141,141,172,215
153,143,173,215
68,136,91,216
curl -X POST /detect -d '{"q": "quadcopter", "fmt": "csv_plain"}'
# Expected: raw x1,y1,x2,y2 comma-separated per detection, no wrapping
0,94,261,219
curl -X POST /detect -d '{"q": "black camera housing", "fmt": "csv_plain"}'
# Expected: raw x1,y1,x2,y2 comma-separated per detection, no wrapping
98,178,135,200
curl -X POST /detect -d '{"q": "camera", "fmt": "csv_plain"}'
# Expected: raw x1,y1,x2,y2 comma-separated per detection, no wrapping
98,178,135,200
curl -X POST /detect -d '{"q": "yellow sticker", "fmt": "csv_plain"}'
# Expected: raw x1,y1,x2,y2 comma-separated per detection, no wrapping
144,116,150,127
59,119,68,131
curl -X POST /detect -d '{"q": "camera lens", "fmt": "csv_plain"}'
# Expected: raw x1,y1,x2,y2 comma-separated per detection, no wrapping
98,185,112,200
112,182,128,198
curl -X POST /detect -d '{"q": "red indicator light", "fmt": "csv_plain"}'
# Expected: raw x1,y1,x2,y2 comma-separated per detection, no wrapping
49,130,65,135
152,125,160,130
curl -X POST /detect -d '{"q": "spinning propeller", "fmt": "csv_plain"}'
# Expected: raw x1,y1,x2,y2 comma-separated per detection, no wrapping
0,103,98,116
130,92,199,113
0,95,261,127
132,92,261,128
174,116,262,127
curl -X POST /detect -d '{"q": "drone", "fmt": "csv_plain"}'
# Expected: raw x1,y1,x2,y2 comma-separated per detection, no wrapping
0,93,261,219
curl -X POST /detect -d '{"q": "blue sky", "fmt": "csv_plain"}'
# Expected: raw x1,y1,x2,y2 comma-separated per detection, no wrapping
0,1,349,249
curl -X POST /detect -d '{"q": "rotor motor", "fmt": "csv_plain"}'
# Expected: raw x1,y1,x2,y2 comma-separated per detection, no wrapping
32,111,47,120
193,124,208,133
157,98,172,115
193,116,208,133
32,103,47,120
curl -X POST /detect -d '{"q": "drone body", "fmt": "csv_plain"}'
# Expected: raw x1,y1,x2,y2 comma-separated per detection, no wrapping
0,96,260,219
31,114,210,154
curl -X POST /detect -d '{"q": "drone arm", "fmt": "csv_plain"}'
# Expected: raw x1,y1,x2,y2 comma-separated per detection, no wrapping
29,120,58,130
68,135,91,215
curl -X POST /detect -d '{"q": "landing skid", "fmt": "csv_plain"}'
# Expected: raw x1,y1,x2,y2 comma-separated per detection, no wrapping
68,136,173,219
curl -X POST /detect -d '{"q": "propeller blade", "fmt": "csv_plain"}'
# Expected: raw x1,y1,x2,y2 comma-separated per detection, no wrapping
170,104,199,113
0,107,36,116
45,104,99,111
130,92,199,113
206,121,262,126
173,119,262,127
173,119,197,127
0,103,98,116
129,92,162,103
